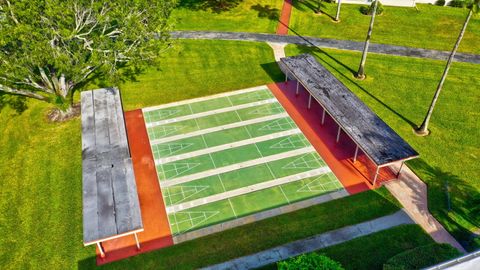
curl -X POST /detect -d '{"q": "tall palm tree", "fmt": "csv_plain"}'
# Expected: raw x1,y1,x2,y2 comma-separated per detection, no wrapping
356,0,379,79
335,0,342,21
415,0,479,135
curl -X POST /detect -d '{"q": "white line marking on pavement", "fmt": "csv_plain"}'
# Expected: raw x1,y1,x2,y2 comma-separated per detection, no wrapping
150,113,289,145
160,146,316,188
155,129,302,164
142,85,269,112
146,98,278,128
166,167,332,213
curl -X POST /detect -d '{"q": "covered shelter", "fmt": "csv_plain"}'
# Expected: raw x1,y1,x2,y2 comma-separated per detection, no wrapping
81,88,143,257
280,54,419,185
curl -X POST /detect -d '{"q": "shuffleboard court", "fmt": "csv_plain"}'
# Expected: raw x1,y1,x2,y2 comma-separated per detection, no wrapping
143,86,346,236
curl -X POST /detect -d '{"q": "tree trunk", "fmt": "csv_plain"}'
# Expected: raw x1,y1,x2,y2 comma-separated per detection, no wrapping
335,0,342,21
356,0,378,79
415,9,473,135
316,0,322,14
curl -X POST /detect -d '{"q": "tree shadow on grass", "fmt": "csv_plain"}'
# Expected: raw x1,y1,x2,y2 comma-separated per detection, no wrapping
286,41,417,129
0,93,28,115
408,158,480,251
177,0,243,13
292,0,335,20
251,4,280,20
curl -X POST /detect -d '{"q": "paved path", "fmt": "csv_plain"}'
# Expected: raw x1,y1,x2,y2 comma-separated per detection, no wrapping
172,31,480,64
201,210,414,270
277,0,293,35
385,163,466,253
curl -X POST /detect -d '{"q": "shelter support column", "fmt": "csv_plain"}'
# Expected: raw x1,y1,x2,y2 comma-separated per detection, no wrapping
97,242,106,258
373,166,380,186
336,126,341,143
296,81,300,95
397,161,405,177
134,232,141,250
308,94,312,109
321,108,326,125
353,145,359,162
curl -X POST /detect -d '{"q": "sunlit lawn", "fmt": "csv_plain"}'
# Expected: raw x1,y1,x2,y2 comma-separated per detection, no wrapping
171,0,283,33
289,2,480,53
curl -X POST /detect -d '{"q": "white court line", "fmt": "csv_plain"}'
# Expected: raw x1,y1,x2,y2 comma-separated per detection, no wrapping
160,146,316,188
150,113,289,145
146,98,278,128
155,128,302,164
142,85,269,112
166,167,332,213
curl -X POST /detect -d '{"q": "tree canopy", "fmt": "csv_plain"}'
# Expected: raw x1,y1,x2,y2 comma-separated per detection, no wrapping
0,0,176,115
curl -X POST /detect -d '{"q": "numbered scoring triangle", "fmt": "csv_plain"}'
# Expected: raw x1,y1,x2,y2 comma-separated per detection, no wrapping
163,162,200,178
156,142,194,156
270,135,306,149
172,211,220,233
165,185,209,204
259,119,294,131
283,153,321,169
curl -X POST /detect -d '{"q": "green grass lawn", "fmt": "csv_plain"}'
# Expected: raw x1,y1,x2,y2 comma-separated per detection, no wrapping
260,225,460,270
171,0,283,33
119,40,283,110
285,45,480,250
289,3,480,53
87,189,399,269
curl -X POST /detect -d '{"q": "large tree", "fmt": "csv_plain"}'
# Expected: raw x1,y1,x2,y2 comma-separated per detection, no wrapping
0,0,176,118
415,0,479,135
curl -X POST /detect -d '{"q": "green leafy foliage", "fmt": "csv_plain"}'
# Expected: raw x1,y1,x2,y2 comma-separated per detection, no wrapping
383,243,461,270
360,1,384,15
0,0,176,111
435,0,446,6
278,253,345,270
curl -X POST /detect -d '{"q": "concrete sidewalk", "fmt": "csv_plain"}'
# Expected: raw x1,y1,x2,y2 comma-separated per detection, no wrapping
172,31,480,64
201,210,414,270
385,164,466,253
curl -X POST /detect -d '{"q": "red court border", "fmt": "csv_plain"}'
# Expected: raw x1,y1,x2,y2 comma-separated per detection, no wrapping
96,109,173,265
268,82,395,194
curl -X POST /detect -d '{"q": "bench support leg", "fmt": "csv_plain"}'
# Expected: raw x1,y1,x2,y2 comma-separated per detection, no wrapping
296,81,299,95
397,161,405,177
308,94,312,109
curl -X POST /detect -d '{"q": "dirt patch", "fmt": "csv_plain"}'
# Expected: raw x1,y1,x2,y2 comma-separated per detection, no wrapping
47,103,81,122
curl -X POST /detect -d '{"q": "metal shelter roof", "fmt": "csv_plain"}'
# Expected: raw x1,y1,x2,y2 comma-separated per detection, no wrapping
280,54,419,166
81,88,143,245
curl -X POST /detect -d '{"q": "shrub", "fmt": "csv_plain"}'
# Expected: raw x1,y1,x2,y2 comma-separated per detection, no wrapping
383,243,461,270
278,253,345,270
448,0,467,8
360,1,384,15
435,0,446,6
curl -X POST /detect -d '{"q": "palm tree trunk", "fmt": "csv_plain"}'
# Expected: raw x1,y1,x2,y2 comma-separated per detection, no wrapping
335,0,342,21
416,9,473,135
316,0,322,14
356,0,378,79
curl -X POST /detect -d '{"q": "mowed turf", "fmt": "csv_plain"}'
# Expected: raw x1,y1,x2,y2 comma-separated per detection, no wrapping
143,87,344,235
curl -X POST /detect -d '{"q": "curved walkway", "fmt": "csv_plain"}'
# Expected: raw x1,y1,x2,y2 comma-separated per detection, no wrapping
172,31,480,64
